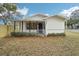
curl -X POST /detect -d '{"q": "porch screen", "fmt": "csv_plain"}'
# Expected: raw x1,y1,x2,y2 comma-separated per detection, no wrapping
26,22,37,29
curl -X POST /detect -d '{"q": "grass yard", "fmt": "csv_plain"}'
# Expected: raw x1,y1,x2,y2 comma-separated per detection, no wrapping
0,31,79,56
64,31,79,56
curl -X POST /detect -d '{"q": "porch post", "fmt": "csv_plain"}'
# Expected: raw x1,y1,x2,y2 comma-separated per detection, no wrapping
29,21,31,35
45,20,47,36
14,21,15,32
22,21,23,32
44,21,46,34
19,21,20,32
37,21,38,33
42,22,45,34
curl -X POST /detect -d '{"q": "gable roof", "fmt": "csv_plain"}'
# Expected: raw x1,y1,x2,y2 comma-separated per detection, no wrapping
45,15,65,20
31,13,48,17
26,13,48,21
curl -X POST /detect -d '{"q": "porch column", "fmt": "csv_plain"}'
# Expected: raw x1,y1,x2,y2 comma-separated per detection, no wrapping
22,21,23,32
43,22,45,34
42,22,44,34
37,21,38,33
14,21,16,32
29,21,31,33
45,20,47,36
19,21,21,32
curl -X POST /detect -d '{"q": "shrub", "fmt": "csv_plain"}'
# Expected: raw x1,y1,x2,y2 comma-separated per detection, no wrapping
11,32,38,37
47,33,65,36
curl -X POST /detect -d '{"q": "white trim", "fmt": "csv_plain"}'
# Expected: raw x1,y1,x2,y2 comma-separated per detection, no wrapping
45,20,48,35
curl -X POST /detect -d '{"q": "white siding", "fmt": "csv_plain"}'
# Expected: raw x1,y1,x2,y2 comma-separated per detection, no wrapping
46,18,65,35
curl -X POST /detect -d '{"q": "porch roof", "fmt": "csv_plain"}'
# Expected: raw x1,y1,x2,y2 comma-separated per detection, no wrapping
12,14,65,21
13,13,49,21
12,17,46,22
12,18,45,21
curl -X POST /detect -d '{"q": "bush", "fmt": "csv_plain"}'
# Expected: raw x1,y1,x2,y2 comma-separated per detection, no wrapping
47,33,65,36
11,32,65,37
11,32,38,37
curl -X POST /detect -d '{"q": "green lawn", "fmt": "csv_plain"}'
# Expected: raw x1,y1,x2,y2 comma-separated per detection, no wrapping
0,31,79,56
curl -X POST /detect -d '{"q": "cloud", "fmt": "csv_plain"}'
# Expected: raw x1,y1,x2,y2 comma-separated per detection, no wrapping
60,6,79,18
45,14,49,16
16,7,29,16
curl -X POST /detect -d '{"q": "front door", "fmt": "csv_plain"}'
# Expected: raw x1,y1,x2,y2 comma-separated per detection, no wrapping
38,23,43,33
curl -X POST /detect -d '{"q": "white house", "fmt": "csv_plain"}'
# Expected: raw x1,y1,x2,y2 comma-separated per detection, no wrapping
12,14,65,36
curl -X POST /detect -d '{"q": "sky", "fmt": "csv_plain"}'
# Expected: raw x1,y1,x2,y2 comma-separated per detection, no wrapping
17,3,79,16
1,3,79,24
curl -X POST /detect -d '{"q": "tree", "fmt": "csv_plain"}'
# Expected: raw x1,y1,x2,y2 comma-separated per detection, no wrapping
0,3,17,25
67,9,79,29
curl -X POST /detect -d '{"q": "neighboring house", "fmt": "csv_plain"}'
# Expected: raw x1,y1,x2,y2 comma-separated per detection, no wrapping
12,14,65,36
67,23,79,29
72,22,79,29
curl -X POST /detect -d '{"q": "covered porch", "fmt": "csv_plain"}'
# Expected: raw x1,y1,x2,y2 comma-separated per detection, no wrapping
13,20,46,35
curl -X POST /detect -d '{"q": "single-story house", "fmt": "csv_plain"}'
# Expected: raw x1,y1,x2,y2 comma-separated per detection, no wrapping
12,14,65,36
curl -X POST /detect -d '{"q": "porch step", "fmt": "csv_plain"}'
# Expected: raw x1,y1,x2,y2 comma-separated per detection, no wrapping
36,34,45,37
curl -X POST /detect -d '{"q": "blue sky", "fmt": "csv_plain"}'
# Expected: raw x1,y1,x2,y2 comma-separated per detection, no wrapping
17,3,79,16
1,3,79,24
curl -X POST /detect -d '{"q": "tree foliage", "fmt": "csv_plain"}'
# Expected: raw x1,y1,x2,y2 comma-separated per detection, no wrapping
0,3,17,25
3,3,17,12
67,9,79,29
